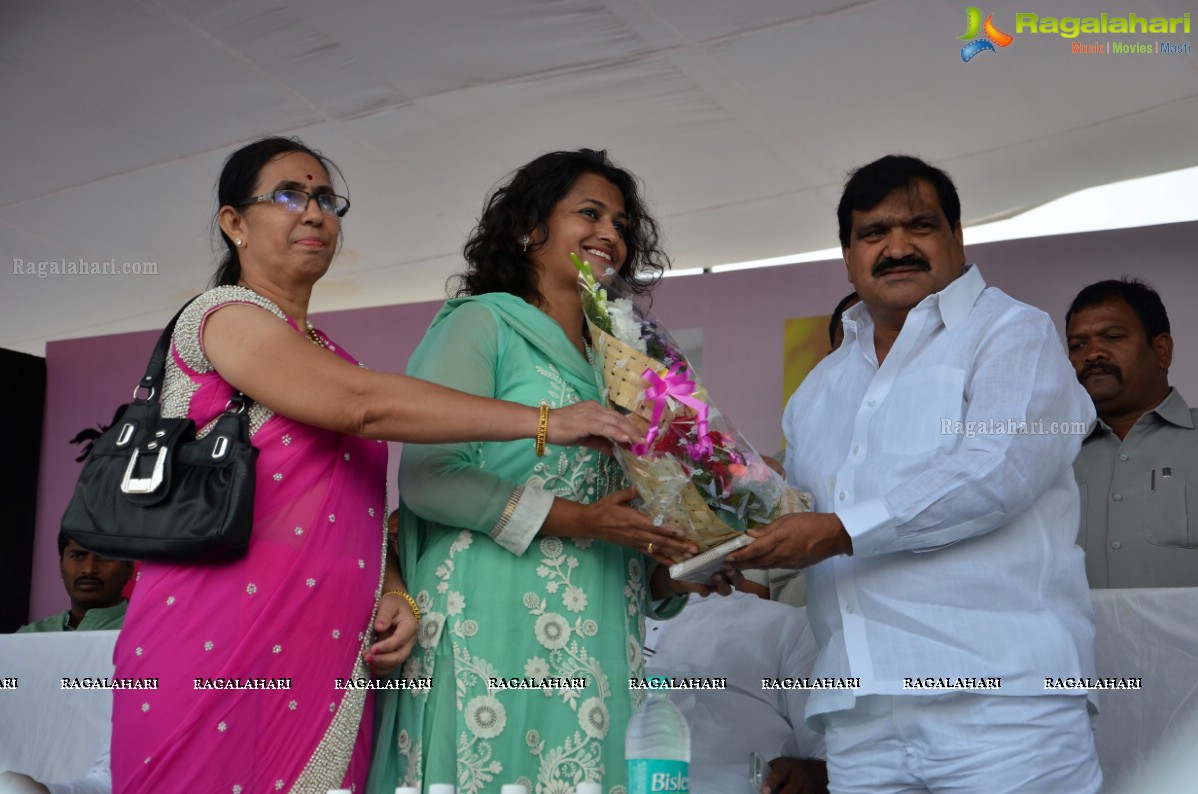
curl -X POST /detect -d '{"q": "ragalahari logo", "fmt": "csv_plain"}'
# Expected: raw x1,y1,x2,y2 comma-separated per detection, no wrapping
959,7,1014,61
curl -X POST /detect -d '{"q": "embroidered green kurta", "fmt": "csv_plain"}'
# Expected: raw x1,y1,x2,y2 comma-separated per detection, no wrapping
368,294,682,794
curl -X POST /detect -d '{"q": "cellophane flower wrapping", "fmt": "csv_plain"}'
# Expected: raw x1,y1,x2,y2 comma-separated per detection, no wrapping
574,254,811,561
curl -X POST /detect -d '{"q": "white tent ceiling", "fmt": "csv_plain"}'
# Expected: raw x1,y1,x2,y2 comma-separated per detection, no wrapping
2,0,1196,355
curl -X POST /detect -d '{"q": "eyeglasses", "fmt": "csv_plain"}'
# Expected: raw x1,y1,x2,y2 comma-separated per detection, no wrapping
239,189,351,218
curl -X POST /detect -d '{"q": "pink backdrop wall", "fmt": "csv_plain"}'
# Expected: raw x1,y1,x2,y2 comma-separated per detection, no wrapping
26,220,1198,621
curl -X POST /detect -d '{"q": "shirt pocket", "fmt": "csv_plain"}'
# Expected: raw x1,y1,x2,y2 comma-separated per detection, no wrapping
879,365,967,455
1143,468,1198,548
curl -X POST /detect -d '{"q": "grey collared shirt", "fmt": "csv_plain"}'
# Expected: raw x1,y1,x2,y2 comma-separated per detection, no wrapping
1074,388,1198,587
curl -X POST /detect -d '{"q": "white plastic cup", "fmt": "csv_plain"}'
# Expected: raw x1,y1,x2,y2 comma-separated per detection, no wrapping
428,786,456,794
576,784,603,794
501,786,529,794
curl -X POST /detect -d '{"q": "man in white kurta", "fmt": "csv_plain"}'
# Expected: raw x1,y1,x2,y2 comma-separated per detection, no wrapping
728,155,1101,793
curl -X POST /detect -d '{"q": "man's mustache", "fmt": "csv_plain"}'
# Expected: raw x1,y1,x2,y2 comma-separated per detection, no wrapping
1079,361,1122,384
872,256,930,278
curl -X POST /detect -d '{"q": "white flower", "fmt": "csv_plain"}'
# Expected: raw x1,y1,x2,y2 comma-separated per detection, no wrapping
450,530,474,552
464,695,506,739
563,586,588,613
539,537,563,558
525,729,541,747
418,611,445,649
534,613,570,650
580,619,599,637
217,721,227,732
204,641,214,651
628,557,643,582
608,299,647,352
460,619,479,637
288,700,297,710
578,696,609,740
546,580,560,594
524,657,550,679
415,591,433,612
446,591,465,616
523,592,541,609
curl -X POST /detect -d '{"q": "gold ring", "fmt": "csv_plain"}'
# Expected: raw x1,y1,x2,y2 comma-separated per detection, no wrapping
646,541,654,555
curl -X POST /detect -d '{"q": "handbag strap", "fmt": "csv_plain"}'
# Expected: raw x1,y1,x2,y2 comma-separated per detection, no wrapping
136,296,248,410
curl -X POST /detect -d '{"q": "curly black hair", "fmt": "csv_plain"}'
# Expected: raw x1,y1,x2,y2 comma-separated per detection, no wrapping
454,149,669,303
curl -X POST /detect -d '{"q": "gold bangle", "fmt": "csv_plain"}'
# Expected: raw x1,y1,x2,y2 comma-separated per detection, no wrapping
382,589,421,622
535,400,549,457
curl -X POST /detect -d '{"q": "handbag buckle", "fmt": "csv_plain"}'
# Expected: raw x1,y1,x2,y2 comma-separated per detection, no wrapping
120,446,168,494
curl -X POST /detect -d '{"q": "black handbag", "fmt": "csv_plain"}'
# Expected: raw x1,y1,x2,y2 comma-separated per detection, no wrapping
61,300,258,561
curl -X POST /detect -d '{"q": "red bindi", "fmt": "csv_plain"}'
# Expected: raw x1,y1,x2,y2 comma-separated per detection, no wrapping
306,174,313,181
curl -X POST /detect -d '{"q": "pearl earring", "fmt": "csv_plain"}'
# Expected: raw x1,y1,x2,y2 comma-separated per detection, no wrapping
235,238,244,247
520,234,530,253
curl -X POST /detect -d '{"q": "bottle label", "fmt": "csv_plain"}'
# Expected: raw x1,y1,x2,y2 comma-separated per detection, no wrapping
626,760,689,793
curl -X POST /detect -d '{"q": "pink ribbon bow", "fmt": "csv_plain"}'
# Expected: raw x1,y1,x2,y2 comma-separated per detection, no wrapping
631,363,712,458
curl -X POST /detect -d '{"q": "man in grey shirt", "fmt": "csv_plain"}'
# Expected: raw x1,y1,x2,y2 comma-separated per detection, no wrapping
1066,278,1198,587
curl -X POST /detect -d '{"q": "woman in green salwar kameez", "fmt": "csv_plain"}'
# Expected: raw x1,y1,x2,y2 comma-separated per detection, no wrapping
369,150,707,794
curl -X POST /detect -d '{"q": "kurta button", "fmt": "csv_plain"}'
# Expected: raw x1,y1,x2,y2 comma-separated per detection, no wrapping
839,491,847,501
1112,494,1122,501
867,400,877,407
1111,541,1122,550
845,605,855,614
852,445,861,455
1118,453,1129,461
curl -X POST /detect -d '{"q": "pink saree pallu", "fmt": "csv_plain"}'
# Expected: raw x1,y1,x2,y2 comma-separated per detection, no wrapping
111,289,388,793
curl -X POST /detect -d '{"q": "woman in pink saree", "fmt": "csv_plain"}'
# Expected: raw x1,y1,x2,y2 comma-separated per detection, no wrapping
110,137,637,793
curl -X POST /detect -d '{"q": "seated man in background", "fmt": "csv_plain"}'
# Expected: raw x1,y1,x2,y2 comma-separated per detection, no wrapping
1067,278,1198,587
645,591,827,794
4,534,125,790
17,534,132,633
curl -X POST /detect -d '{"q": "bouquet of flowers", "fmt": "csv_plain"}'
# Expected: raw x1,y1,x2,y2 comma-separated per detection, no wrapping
573,254,811,581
